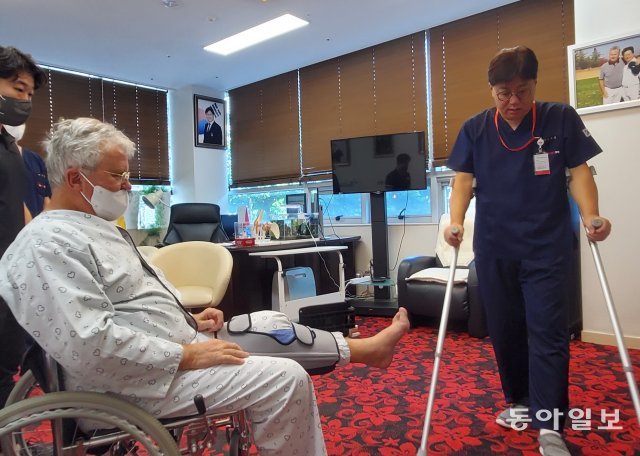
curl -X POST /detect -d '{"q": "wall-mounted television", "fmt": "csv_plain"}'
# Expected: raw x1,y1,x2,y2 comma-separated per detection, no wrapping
330,131,427,194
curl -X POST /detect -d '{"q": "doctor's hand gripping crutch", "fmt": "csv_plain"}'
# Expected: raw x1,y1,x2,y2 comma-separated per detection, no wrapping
417,226,460,456
586,217,640,426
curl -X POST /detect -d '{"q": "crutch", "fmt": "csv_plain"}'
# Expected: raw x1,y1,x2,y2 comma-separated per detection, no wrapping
586,218,640,425
417,227,459,456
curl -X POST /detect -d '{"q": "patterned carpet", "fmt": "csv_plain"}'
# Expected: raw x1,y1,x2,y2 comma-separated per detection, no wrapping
314,316,640,455
9,316,640,455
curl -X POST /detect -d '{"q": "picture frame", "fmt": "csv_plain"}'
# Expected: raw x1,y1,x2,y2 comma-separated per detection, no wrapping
568,30,640,115
194,94,226,149
374,135,394,157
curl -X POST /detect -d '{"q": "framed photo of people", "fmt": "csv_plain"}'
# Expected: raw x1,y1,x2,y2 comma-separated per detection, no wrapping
194,94,226,149
568,30,640,115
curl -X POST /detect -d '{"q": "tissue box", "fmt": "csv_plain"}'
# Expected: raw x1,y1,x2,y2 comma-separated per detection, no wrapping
234,237,255,247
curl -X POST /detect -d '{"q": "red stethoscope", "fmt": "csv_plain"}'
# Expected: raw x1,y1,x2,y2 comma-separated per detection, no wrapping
494,102,541,152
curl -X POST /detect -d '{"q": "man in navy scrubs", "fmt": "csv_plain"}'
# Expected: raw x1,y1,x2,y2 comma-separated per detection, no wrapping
446,46,611,455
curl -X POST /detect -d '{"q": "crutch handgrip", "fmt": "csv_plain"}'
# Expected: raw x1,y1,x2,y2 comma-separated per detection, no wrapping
591,218,603,229
451,226,460,235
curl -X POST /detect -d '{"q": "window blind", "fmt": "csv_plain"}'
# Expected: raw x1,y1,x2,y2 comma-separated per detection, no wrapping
429,0,574,163
21,68,170,185
299,32,427,178
229,71,300,187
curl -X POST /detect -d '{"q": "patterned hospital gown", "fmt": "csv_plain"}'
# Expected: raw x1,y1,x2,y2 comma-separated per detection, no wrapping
0,210,328,455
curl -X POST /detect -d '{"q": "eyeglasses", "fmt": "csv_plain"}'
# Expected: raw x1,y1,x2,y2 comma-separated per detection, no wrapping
495,87,532,102
103,170,131,183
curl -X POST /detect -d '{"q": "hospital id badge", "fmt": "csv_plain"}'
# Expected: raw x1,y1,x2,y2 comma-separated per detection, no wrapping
534,152,550,175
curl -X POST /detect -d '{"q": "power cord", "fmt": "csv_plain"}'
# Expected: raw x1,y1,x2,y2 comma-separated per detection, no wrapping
303,217,344,294
389,191,409,272
320,194,341,239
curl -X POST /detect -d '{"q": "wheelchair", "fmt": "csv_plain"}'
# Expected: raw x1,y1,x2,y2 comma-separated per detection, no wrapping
0,345,251,455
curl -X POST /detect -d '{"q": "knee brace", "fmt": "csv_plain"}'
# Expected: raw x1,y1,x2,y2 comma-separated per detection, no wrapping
223,312,340,374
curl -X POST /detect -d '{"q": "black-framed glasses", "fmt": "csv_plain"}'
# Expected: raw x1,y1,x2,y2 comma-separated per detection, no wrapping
495,87,532,102
103,170,131,183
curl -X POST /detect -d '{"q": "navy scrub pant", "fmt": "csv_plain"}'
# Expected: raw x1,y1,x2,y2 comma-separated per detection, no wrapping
475,253,571,431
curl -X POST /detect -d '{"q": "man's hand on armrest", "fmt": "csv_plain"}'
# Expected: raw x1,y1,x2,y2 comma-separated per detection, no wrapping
179,339,249,370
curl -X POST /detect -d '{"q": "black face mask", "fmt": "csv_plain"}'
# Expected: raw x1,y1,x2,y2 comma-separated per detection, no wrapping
0,95,32,126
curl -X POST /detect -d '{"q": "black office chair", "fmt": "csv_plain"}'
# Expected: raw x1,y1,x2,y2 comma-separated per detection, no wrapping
220,214,237,240
162,203,229,245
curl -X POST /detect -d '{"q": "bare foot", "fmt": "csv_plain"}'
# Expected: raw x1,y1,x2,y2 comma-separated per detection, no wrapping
347,307,410,368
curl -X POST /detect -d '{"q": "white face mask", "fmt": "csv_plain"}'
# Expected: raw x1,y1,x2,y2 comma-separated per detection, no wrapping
79,172,129,221
4,123,26,141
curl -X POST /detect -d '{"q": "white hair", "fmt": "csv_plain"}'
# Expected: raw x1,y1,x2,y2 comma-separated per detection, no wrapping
45,117,135,188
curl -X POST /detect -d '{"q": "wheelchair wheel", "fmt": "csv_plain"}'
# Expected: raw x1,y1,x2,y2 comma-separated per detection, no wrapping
226,423,250,456
6,370,41,406
0,391,179,456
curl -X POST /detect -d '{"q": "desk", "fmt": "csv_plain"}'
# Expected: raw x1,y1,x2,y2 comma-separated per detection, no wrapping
219,236,360,318
250,246,347,320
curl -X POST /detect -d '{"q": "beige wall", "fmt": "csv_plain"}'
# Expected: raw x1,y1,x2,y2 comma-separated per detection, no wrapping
330,222,440,299
575,0,640,347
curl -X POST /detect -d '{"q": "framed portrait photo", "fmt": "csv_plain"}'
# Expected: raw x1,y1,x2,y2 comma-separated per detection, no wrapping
194,94,226,149
568,30,640,115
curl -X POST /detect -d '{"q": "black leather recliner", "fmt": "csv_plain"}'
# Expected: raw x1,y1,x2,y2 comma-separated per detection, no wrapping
397,256,487,338
162,203,229,245
396,213,487,338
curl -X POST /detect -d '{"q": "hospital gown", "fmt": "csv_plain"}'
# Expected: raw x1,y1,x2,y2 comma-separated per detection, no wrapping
0,210,350,455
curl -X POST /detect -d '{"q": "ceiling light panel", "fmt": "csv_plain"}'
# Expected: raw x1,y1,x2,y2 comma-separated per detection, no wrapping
204,14,309,56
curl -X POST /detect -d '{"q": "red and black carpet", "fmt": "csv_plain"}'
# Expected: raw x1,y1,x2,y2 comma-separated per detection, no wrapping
314,316,640,455
9,316,640,455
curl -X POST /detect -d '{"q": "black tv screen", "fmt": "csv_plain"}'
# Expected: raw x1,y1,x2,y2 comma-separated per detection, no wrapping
330,131,427,194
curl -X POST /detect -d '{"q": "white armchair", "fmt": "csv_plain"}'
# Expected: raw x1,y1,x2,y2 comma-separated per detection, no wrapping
150,241,233,309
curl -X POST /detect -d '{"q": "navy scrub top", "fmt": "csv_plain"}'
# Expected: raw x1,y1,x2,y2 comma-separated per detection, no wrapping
447,101,602,260
22,148,52,216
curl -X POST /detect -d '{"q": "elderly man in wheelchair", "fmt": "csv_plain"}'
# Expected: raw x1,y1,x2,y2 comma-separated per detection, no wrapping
0,117,410,455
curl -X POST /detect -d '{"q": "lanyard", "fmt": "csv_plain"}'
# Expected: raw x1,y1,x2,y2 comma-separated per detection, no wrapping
494,102,539,152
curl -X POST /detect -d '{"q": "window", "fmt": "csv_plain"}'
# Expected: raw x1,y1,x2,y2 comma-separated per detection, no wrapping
125,185,171,231
228,187,307,223
386,188,431,220
320,192,363,223
437,173,475,216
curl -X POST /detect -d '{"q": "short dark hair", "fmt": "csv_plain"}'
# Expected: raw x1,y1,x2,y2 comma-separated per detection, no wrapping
397,153,411,164
622,46,635,55
0,46,47,90
488,46,538,86
205,106,214,115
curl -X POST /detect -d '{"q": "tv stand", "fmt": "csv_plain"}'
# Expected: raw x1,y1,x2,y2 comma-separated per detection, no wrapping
348,297,398,316
349,192,398,316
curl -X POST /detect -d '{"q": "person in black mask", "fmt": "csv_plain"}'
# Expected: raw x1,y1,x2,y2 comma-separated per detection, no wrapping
0,45,47,408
